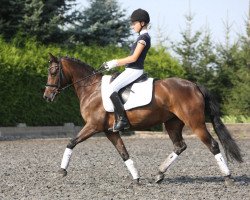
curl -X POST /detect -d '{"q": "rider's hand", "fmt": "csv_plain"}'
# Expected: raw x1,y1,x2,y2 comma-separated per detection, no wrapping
104,60,118,70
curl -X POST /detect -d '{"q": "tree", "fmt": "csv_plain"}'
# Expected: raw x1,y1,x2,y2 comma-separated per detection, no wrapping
71,0,131,46
145,47,184,79
214,16,240,106
173,11,201,81
195,26,217,92
155,19,169,49
21,0,78,43
0,0,25,40
221,5,250,116
0,0,78,43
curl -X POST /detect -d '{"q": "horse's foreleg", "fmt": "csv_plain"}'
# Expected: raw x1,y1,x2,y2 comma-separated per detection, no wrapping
59,125,98,177
155,118,186,183
105,131,140,183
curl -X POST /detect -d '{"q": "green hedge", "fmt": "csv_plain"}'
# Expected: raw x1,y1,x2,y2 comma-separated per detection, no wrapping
0,37,181,126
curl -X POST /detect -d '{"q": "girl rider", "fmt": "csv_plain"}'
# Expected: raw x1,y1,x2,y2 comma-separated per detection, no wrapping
104,8,151,132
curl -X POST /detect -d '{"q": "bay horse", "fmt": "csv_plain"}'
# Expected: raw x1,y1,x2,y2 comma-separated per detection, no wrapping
43,53,242,186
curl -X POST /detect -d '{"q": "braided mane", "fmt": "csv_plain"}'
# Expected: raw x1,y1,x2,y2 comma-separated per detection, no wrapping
61,56,97,72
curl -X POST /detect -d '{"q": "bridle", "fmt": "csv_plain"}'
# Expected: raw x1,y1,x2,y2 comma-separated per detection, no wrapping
45,58,106,92
45,60,64,91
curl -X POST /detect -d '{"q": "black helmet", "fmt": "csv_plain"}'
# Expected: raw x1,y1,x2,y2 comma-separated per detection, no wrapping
130,9,150,24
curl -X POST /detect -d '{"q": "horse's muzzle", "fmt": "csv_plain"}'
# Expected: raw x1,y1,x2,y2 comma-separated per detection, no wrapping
43,92,57,102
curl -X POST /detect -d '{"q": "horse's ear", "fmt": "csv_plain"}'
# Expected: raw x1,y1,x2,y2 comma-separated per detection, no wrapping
48,53,58,62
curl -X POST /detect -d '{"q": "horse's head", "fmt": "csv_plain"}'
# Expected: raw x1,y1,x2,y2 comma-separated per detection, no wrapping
43,53,65,102
43,53,102,102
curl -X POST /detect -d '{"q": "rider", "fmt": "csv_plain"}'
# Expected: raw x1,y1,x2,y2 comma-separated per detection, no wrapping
104,8,151,132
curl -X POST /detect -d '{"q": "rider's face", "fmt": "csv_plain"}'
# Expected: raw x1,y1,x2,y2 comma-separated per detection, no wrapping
131,21,144,33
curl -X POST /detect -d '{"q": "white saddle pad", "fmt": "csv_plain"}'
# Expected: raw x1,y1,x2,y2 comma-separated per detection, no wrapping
101,75,154,112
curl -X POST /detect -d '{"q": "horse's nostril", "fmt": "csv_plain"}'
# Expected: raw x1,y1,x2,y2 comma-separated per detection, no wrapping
43,95,50,101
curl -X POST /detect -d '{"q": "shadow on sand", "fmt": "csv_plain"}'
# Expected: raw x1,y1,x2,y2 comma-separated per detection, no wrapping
144,174,250,185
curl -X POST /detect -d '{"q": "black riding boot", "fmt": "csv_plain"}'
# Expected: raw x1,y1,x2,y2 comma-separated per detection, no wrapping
110,92,130,131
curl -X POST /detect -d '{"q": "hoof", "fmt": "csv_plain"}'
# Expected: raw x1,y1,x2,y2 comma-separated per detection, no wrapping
225,176,235,186
155,172,164,183
58,168,67,177
133,178,140,185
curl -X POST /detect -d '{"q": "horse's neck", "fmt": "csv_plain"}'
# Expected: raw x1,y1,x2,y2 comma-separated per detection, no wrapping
75,74,102,105
71,66,94,83
70,65,101,101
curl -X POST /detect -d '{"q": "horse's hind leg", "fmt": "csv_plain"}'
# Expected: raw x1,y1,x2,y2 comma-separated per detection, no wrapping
190,123,233,186
155,117,186,183
105,131,140,184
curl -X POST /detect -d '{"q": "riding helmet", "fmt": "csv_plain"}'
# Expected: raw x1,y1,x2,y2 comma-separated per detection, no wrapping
130,9,150,24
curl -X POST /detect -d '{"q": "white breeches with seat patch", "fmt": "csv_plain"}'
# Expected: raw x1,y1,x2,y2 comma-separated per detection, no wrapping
109,68,143,93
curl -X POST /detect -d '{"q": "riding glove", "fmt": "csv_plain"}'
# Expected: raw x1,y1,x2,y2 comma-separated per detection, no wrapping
104,60,118,70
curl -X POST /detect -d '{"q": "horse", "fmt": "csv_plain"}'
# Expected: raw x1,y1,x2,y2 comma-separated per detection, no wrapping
43,53,243,186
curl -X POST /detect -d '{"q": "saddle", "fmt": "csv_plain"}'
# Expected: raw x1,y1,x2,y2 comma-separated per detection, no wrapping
110,72,148,104
101,74,154,112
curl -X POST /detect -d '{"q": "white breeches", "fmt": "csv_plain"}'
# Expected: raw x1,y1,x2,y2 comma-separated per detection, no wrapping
109,68,143,93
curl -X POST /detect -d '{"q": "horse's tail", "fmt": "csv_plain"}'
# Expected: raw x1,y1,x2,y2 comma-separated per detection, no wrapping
197,84,243,163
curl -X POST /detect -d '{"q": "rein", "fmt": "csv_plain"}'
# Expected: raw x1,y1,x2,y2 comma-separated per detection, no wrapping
60,67,105,91
46,59,106,92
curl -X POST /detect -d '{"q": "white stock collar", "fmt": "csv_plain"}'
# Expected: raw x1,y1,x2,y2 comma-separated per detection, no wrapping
140,29,148,35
